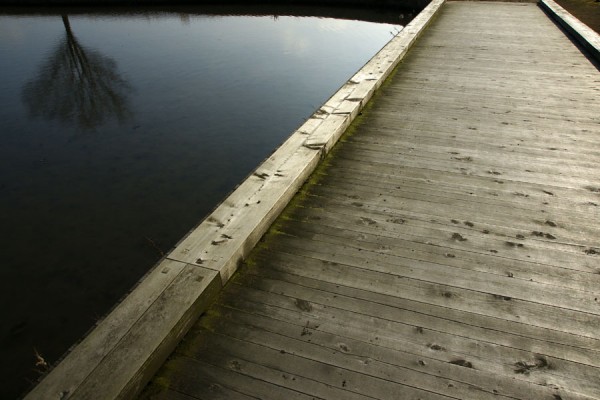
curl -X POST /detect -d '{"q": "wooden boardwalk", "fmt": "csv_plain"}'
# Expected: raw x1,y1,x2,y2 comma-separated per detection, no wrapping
141,2,600,399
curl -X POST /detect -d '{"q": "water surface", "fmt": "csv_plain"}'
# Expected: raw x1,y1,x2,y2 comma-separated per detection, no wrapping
0,8,411,397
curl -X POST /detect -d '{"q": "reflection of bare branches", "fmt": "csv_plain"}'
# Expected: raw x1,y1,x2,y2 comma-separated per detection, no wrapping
22,15,132,130
178,13,191,25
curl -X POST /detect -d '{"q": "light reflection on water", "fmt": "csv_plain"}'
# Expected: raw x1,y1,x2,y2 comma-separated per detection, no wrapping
0,9,410,397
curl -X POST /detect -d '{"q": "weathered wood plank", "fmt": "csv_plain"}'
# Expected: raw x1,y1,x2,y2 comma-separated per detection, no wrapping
193,315,532,400
201,305,596,400
234,262,600,364
219,282,600,398
142,389,202,400
297,190,600,263
25,260,220,400
329,148,600,190
72,264,221,399
310,156,600,213
367,111,599,142
344,134,600,168
184,330,455,400
246,243,600,340
321,159,600,210
346,133,600,167
164,356,319,400
143,2,600,400
165,0,447,284
314,166,600,219
540,0,600,61
303,180,600,245
268,218,600,294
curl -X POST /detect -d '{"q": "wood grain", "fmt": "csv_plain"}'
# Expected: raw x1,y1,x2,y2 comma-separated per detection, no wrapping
142,2,600,400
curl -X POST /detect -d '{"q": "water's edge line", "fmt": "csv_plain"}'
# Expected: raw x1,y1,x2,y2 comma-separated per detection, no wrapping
23,1,446,398
539,0,600,62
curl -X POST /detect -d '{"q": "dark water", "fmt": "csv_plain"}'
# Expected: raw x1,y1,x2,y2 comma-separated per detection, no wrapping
0,7,413,398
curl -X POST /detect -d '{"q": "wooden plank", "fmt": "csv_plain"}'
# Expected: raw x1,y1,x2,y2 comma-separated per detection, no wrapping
304,178,600,244
165,356,318,400
398,54,597,75
368,122,599,147
235,261,600,363
247,241,600,339
166,132,323,283
344,133,600,167
25,1,451,399
143,360,265,400
299,188,600,260
205,304,599,400
368,92,600,124
183,327,457,400
143,2,600,400
269,218,600,293
177,333,388,400
141,389,203,400
540,0,600,61
194,315,526,400
320,159,600,210
367,109,599,137
353,114,599,147
310,156,600,216
164,0,447,284
394,60,598,78
25,260,218,400
404,49,593,71
73,264,221,399
268,216,600,314
338,130,600,167
218,282,600,398
314,165,600,217
330,146,600,188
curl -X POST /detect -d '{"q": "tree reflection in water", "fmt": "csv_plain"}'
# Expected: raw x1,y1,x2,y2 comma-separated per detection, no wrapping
22,15,132,130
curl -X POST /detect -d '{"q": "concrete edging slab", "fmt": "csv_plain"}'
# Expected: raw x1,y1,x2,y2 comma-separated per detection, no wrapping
539,0,600,62
24,0,446,398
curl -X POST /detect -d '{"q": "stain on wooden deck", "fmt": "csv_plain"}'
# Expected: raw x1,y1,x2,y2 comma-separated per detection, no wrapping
141,2,600,399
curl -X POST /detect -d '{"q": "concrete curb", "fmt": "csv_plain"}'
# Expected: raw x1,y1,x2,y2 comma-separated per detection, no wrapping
539,0,600,62
23,0,446,398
